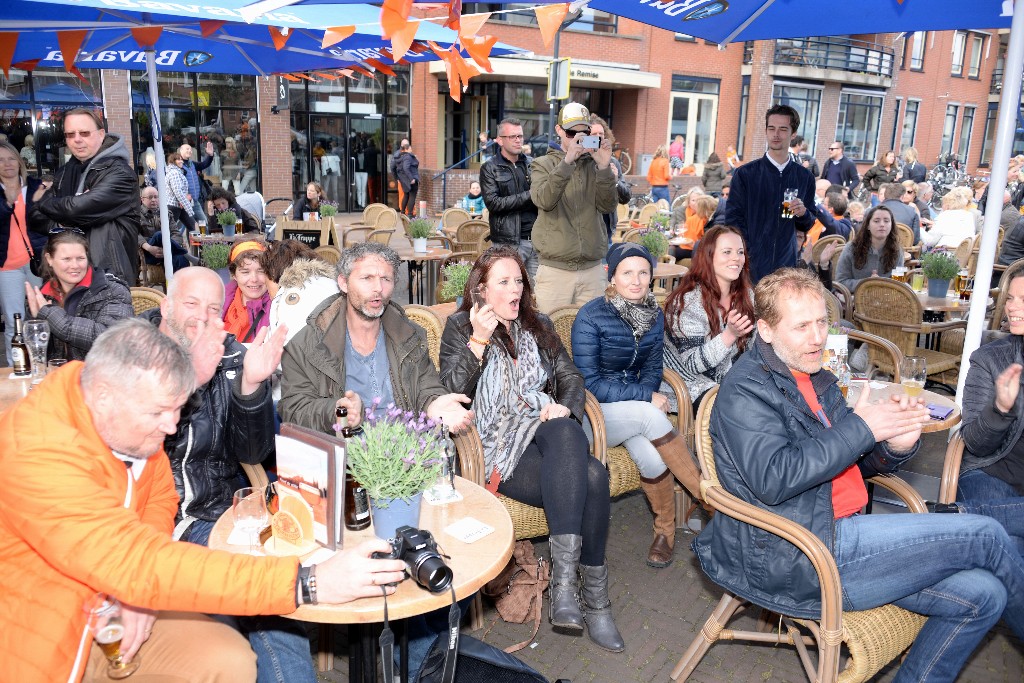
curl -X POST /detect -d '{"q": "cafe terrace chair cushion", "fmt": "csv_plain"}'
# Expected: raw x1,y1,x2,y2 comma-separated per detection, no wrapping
671,386,928,683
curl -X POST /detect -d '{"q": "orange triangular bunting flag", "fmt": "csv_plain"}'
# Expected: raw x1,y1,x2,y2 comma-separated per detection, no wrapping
426,40,449,60
444,0,462,31
130,27,163,49
322,25,356,49
280,73,301,81
349,64,375,78
0,32,17,79
460,34,497,72
535,4,569,49
268,26,291,51
200,20,226,38
13,59,40,72
314,71,340,80
56,30,87,80
380,0,414,38
364,58,397,77
458,12,490,39
337,69,357,80
388,19,418,63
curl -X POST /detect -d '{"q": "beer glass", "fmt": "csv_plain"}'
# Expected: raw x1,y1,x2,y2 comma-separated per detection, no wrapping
959,276,974,301
901,356,927,398
233,486,268,554
891,266,908,284
196,220,207,236
23,319,49,384
83,593,140,679
953,269,968,297
781,188,798,219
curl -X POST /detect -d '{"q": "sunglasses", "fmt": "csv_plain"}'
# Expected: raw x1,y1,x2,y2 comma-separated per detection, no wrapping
828,147,840,151
498,134,524,140
64,130,97,140
49,226,86,236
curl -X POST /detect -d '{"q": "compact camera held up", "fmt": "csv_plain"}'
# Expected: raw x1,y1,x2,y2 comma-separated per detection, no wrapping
372,526,453,593
579,134,601,150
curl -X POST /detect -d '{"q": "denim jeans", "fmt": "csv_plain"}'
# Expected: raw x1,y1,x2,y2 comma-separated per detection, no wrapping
518,239,539,281
957,468,1024,555
186,521,317,682
0,264,42,366
651,186,670,204
834,512,1024,682
583,400,673,478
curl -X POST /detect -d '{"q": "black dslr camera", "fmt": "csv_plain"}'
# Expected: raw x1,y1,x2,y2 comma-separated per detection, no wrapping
373,526,453,593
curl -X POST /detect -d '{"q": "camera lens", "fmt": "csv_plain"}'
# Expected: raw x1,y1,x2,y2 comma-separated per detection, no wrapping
409,552,453,593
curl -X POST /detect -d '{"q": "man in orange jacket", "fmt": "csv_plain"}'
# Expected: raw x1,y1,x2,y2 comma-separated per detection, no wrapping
0,319,405,682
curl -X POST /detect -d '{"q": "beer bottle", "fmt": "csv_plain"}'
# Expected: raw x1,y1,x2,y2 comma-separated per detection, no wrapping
336,406,370,530
11,313,31,377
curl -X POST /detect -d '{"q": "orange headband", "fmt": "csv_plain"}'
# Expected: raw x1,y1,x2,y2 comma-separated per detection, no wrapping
229,240,266,262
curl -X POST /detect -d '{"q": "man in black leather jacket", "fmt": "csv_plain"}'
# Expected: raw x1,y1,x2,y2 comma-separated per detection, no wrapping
479,117,539,278
696,268,1024,682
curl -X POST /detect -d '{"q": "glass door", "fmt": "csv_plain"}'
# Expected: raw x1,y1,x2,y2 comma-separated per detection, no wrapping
668,93,719,168
310,115,348,208
349,116,384,211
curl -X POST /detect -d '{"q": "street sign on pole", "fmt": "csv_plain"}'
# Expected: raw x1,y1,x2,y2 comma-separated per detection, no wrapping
547,58,571,101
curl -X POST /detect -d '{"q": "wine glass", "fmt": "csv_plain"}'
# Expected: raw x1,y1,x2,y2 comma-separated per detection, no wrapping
901,356,927,398
426,443,457,503
83,593,140,679
22,320,49,384
233,486,268,554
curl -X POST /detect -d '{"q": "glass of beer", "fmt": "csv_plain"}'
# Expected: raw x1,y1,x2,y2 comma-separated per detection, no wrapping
901,356,927,398
781,188,798,219
953,269,969,297
83,593,141,679
959,276,974,301
197,220,207,236
891,266,908,284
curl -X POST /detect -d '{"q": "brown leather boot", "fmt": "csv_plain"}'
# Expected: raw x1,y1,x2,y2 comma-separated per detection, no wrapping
640,471,676,568
651,430,704,503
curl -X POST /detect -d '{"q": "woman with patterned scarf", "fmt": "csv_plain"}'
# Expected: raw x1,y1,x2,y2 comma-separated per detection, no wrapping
222,240,278,343
439,246,622,653
571,242,703,570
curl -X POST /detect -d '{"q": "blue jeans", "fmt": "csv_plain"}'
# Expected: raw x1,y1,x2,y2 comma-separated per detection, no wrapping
834,512,1024,682
185,520,317,682
957,468,1024,555
0,264,41,366
583,401,674,478
651,186,670,204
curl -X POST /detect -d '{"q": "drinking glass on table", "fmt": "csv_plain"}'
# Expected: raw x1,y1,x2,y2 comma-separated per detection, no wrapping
232,486,269,554
22,319,49,384
83,593,140,679
910,271,925,292
891,266,908,284
901,356,927,398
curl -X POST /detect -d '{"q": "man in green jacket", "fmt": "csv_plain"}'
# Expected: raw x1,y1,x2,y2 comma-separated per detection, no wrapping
530,102,617,313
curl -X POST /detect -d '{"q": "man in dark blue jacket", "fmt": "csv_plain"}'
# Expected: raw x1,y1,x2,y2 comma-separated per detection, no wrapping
820,141,860,192
695,268,1024,682
725,105,816,282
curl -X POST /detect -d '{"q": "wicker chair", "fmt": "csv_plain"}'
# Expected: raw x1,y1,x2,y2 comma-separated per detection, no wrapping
366,229,394,246
442,207,472,232
347,203,388,228
636,203,658,226
403,304,444,369
313,245,341,265
813,234,846,265
938,432,966,505
373,208,400,232
853,278,964,387
671,387,929,683
989,257,1024,331
454,220,490,257
953,237,974,268
894,222,915,250
130,286,165,315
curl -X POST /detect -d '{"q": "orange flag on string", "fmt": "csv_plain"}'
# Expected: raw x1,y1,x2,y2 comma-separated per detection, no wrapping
321,25,356,49
365,58,396,77
535,4,569,49
280,73,301,81
130,27,163,49
314,71,340,80
349,64,375,78
337,68,357,80
458,12,489,39
268,26,291,51
57,30,87,80
199,20,226,38
13,59,40,72
460,34,497,72
443,0,462,31
0,32,17,79
380,0,414,37
387,19,418,63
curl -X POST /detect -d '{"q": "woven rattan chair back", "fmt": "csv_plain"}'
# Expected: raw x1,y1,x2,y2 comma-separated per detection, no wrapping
404,305,443,369
366,229,394,246
548,306,581,359
953,237,973,268
636,203,658,226
442,207,471,231
313,245,341,265
894,222,915,249
853,279,922,370
813,234,846,265
130,286,164,315
373,208,400,231
361,203,387,226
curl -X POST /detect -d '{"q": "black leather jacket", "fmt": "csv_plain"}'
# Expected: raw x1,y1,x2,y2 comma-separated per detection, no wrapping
479,153,536,244
439,311,584,422
141,310,275,538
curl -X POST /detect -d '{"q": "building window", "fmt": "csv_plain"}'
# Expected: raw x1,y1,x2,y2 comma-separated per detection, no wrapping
901,99,920,150
940,104,959,157
836,91,883,162
675,33,697,42
737,76,750,160
771,83,822,156
951,31,966,76
910,31,927,70
969,35,985,79
980,103,998,166
958,106,976,165
465,4,616,33
891,98,901,151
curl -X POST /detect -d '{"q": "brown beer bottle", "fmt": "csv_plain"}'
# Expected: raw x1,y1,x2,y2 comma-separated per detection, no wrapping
11,313,31,377
337,406,371,530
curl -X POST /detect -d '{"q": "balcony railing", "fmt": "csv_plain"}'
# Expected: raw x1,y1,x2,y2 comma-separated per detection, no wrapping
771,37,895,77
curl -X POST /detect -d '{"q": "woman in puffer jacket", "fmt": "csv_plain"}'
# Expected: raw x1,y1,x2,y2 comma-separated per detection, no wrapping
571,242,703,570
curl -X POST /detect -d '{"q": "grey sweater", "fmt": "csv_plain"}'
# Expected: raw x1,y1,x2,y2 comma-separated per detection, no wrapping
835,241,905,291
961,334,1024,473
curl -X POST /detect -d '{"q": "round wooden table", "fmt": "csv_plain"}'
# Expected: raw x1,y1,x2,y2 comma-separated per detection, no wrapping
394,246,452,306
847,380,961,433
0,367,33,415
916,290,993,314
209,476,514,623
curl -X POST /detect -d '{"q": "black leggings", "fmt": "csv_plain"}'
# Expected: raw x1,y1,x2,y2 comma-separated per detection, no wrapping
400,183,419,216
497,418,611,566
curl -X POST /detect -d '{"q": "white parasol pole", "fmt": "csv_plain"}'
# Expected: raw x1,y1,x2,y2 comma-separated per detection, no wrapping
145,49,175,284
956,0,1024,402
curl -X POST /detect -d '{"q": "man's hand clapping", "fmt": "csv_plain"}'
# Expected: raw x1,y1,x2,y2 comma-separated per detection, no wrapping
190,318,228,387
852,384,929,452
721,309,754,347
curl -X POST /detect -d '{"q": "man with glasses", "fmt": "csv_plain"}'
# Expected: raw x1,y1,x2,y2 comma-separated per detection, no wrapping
479,117,539,278
30,108,140,285
820,141,860,194
530,102,617,312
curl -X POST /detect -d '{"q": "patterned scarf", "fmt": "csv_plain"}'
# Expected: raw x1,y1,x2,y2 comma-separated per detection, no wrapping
473,322,551,482
608,292,660,340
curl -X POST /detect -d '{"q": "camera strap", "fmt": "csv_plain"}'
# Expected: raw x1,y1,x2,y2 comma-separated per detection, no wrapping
379,585,460,683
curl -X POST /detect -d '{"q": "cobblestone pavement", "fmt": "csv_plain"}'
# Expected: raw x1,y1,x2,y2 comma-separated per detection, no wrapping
315,431,1023,682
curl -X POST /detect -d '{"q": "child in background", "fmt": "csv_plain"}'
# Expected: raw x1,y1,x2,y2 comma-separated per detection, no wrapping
462,180,485,213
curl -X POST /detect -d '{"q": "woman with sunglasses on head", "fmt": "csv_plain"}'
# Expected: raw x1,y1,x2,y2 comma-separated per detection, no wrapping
439,246,623,652
24,229,133,361
0,141,48,367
